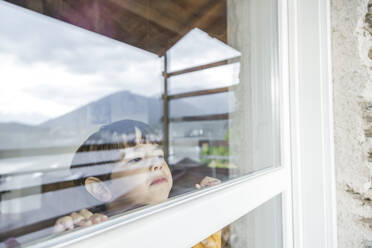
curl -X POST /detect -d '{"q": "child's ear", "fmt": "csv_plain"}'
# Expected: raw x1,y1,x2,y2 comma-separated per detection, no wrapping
84,177,112,202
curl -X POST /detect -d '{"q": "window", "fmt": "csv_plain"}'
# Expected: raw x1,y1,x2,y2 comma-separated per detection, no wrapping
0,0,284,246
0,0,337,247
192,195,283,248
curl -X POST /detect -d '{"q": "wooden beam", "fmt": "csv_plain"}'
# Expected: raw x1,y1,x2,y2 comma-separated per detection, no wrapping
169,113,230,123
0,180,75,201
108,0,184,35
0,217,60,242
5,0,44,12
163,54,169,162
166,57,240,78
43,0,97,30
52,0,163,54
167,86,234,100
26,0,45,12
0,146,76,159
158,0,225,56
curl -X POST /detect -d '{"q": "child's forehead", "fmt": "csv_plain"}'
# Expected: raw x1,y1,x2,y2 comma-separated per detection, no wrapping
121,143,162,155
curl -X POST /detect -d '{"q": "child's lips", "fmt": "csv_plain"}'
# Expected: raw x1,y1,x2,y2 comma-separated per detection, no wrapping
150,177,167,186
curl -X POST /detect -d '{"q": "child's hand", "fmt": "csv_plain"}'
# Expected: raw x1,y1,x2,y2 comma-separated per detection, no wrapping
195,176,221,189
54,209,108,233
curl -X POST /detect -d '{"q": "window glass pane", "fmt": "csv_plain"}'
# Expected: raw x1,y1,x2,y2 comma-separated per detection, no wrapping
192,195,283,248
0,0,280,246
168,63,240,95
167,28,240,73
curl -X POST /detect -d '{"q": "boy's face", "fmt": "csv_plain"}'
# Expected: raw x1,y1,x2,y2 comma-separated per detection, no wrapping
108,143,173,206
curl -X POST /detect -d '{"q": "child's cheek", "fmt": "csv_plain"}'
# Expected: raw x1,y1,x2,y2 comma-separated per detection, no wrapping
109,173,148,199
165,168,173,191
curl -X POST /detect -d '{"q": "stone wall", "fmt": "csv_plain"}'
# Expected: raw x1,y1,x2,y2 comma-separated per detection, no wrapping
332,0,372,247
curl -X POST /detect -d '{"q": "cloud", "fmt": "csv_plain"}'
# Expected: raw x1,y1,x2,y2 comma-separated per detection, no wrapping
0,1,164,124
0,1,158,75
0,2,240,125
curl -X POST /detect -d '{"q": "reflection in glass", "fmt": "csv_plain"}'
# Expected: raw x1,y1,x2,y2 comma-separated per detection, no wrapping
0,0,279,246
192,195,283,248
167,28,240,73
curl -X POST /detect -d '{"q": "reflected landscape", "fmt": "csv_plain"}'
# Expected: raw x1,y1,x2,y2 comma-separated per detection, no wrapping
0,0,279,247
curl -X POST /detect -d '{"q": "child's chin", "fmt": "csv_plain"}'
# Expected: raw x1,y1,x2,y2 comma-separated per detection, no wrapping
147,191,169,205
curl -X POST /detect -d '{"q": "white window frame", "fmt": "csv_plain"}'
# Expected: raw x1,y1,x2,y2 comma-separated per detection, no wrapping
288,0,337,247
23,0,337,247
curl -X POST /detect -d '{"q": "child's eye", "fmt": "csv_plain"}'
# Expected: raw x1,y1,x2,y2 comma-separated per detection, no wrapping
129,157,142,163
157,155,164,160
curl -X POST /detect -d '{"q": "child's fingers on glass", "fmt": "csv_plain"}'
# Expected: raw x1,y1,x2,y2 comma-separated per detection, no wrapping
54,210,107,233
54,223,65,233
76,219,93,227
54,216,74,233
79,209,93,219
199,176,221,187
89,213,108,224
70,212,85,224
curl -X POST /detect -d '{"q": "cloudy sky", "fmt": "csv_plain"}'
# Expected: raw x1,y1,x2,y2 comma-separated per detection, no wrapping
0,1,240,125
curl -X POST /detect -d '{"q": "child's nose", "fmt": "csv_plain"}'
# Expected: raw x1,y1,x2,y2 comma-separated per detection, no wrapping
149,162,163,171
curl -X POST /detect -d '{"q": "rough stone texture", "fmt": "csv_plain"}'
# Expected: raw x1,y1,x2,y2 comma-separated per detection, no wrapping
332,0,372,247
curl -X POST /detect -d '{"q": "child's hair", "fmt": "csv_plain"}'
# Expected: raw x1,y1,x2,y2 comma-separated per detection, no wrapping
69,120,160,212
71,119,160,184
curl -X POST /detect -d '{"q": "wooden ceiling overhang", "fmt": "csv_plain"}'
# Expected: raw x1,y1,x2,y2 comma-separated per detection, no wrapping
6,0,227,56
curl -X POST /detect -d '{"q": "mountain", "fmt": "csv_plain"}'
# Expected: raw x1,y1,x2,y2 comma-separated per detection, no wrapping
40,90,204,132
41,91,153,132
0,122,52,149
0,90,231,150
